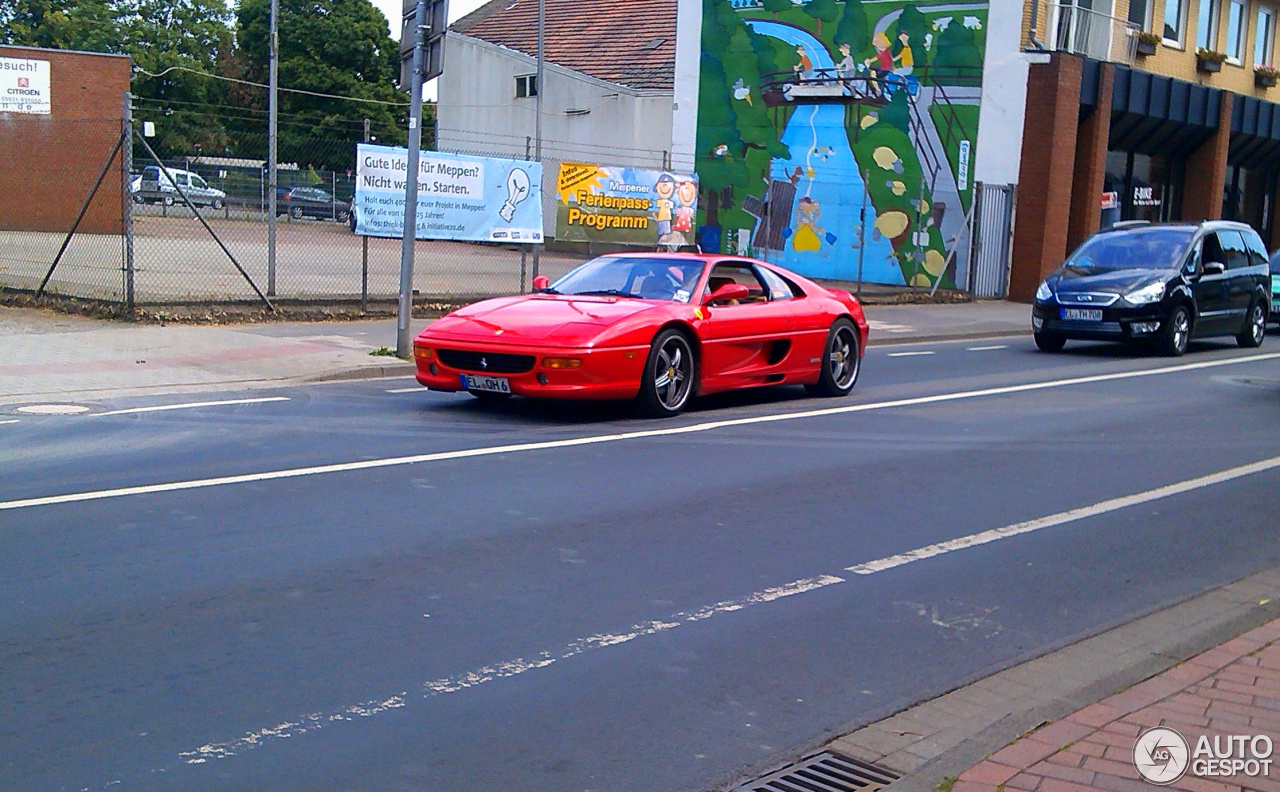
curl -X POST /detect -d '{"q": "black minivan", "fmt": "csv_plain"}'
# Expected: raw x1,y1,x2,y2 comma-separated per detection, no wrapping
1031,221,1270,356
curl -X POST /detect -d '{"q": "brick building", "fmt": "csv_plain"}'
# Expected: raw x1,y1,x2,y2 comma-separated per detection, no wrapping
0,45,132,235
1006,0,1280,299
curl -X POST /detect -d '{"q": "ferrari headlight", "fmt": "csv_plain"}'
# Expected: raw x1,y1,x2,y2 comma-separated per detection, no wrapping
1035,281,1053,302
1125,281,1165,305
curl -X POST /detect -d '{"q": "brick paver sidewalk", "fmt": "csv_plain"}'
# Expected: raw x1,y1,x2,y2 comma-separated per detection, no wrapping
953,619,1280,792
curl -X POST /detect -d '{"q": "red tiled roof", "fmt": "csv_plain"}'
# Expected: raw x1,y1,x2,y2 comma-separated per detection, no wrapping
451,0,676,91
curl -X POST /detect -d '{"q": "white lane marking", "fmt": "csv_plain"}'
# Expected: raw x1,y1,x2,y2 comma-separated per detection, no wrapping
171,448,1280,767
91,397,290,417
4,351,1279,513
848,454,1280,575
0,419,18,425
385,387,424,394
967,344,1008,351
886,350,935,357
177,575,844,764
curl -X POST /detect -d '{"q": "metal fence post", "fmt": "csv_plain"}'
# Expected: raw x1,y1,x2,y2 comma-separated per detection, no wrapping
123,92,135,313
362,118,370,313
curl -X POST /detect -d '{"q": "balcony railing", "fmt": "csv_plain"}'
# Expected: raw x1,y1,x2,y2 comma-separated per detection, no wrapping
1051,3,1140,64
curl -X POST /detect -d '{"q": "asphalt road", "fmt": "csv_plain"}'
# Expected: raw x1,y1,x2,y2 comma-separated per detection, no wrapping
4,335,1280,792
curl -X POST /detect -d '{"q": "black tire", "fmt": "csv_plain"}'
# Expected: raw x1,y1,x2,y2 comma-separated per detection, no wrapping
805,317,861,397
212,198,224,210
162,195,174,206
1237,299,1266,348
636,328,696,417
132,194,144,204
290,205,304,220
336,210,350,223
1158,304,1191,357
1034,330,1066,352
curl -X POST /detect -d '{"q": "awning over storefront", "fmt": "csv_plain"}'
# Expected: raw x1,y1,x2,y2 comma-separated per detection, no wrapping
1230,96,1280,170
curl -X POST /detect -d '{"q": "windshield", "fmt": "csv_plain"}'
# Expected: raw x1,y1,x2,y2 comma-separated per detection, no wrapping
551,256,705,302
1064,227,1194,271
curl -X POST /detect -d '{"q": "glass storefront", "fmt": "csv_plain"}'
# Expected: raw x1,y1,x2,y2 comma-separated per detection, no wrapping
1222,165,1274,242
1102,150,1183,227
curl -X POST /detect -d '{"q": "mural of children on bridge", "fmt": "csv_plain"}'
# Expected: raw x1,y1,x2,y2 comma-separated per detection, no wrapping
696,0,987,287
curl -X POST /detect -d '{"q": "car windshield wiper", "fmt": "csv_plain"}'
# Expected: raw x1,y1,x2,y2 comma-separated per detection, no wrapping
570,289,633,297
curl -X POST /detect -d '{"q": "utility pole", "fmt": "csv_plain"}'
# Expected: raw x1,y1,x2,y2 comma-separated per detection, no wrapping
531,0,544,280
396,0,428,359
267,0,279,296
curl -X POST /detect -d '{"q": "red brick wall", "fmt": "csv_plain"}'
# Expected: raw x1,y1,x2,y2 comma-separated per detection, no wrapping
1009,54,1084,303
1067,63,1114,254
1182,93,1233,223
0,46,131,234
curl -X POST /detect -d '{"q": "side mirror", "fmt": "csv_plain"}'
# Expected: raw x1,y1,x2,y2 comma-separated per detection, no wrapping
1202,261,1226,276
704,282,751,305
532,275,551,291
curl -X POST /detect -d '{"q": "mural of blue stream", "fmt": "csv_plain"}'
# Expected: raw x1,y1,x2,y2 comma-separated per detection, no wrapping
745,19,903,285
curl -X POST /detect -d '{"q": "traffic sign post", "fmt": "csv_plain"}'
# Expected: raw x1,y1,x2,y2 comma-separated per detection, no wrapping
395,0,448,359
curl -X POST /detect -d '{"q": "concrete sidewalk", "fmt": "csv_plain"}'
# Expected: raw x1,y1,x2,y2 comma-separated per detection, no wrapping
0,300,1029,405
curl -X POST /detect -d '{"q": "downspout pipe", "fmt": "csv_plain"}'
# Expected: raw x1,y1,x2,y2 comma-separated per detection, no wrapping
1029,0,1049,51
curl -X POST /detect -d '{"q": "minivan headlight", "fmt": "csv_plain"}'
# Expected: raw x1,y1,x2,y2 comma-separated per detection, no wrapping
1035,281,1053,302
1125,281,1165,305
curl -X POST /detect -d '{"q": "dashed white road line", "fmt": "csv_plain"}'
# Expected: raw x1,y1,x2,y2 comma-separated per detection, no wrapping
91,397,290,418
967,344,1008,351
385,387,424,394
174,450,1280,767
3,351,1279,513
886,350,936,357
0,419,18,425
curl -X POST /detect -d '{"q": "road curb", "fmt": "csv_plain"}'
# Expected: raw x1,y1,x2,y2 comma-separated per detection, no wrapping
304,361,417,383
716,566,1280,792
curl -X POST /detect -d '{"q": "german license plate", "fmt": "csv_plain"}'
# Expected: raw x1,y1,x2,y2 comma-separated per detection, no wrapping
460,374,511,393
1061,308,1103,322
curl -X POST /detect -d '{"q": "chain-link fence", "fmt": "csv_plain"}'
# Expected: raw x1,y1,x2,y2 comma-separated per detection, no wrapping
1,102,1012,310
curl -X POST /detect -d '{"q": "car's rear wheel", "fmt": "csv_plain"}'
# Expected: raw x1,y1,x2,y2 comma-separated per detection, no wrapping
1158,304,1191,356
162,196,174,206
336,210,350,223
1237,300,1266,348
805,317,861,397
212,198,224,210
290,205,304,220
1034,330,1066,352
637,328,695,417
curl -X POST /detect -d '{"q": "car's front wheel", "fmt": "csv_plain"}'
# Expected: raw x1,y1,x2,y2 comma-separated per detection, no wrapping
162,195,174,206
806,317,861,397
290,206,304,220
1158,304,1191,356
637,328,695,417
211,198,224,210
1034,330,1066,352
1237,300,1266,348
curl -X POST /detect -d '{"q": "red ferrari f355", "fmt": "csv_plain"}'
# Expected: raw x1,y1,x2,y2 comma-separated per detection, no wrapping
412,253,869,416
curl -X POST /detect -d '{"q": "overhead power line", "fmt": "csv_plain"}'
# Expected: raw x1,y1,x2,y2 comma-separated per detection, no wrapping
132,64,412,107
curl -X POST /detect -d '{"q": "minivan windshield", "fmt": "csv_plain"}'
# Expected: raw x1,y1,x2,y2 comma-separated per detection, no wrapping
1064,227,1195,271
550,256,705,302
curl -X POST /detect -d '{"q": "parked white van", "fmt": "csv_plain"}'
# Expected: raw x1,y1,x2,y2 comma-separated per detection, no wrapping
134,166,226,209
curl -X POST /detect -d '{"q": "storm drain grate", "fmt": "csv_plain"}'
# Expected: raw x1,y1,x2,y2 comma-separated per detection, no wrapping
735,751,900,792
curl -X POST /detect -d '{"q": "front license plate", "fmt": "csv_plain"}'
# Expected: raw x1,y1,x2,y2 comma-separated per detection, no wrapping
460,374,511,393
1061,308,1103,322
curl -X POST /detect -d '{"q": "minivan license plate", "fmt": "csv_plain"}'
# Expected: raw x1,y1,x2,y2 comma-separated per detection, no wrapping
1061,308,1102,322
460,374,511,393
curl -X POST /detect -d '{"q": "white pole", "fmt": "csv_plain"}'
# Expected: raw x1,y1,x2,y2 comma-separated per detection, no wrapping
268,0,279,296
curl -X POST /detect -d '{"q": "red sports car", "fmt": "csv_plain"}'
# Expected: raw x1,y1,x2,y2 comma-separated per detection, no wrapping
412,253,869,416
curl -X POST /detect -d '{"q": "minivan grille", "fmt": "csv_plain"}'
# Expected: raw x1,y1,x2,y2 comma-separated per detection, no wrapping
436,348,535,374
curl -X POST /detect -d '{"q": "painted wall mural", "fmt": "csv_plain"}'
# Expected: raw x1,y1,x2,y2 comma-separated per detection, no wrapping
695,0,988,287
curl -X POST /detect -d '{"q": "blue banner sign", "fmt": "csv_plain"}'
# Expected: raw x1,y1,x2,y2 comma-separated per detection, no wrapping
354,144,544,244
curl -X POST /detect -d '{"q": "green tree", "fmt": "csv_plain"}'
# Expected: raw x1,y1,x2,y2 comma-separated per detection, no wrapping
932,20,982,81
761,0,789,19
0,0,123,52
834,0,870,53
236,0,408,169
804,0,839,37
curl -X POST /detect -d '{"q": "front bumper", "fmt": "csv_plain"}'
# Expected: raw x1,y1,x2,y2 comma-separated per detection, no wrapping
414,339,650,400
1032,302,1167,341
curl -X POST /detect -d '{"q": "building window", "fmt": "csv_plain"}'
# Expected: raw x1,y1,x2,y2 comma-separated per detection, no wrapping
1165,0,1187,43
1257,6,1276,64
1130,0,1152,29
1226,0,1247,60
515,74,538,98
1196,0,1220,50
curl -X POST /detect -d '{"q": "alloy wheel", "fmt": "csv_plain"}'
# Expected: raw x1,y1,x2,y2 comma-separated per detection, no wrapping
652,336,693,412
828,325,859,389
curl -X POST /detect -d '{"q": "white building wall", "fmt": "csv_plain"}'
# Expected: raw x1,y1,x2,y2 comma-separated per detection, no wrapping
437,33,675,234
973,0,1035,186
